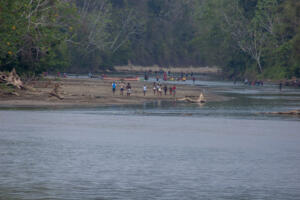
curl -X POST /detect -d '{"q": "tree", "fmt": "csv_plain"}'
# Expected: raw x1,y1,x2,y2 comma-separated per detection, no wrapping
0,0,76,74
221,0,276,73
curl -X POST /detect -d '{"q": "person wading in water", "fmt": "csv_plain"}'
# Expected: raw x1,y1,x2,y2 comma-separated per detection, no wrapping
143,85,147,96
279,81,283,92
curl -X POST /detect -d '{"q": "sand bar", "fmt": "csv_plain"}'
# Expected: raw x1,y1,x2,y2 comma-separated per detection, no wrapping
0,77,227,108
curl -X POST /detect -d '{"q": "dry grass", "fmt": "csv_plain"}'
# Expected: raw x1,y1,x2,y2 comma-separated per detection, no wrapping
114,65,221,74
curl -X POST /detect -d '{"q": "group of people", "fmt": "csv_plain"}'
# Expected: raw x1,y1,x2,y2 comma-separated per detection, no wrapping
152,82,176,96
112,82,132,96
144,70,197,83
243,79,264,86
112,81,177,97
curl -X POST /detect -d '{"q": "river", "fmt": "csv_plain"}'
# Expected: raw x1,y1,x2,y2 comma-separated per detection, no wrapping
1,80,300,200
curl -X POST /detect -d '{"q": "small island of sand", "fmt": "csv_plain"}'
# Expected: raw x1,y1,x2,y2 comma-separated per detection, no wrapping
0,75,227,108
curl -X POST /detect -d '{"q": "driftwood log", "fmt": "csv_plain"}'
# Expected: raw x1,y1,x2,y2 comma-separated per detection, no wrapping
177,93,206,103
0,68,24,89
267,110,300,116
49,83,64,100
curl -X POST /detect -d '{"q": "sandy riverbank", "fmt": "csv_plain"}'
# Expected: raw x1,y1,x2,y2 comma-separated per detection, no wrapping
0,77,227,108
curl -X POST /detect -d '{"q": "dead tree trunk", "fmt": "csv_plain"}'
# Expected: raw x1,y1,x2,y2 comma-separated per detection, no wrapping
0,68,24,89
49,83,64,100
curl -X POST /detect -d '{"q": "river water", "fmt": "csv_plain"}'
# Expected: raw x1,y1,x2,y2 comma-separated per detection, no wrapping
1,80,300,200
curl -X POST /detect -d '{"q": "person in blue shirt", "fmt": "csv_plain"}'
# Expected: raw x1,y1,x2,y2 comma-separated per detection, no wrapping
112,81,116,95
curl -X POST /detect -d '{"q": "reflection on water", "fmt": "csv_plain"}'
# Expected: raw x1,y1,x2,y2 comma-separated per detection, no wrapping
1,80,300,200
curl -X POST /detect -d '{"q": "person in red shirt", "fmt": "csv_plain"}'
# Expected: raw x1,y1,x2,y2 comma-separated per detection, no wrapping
163,72,167,81
172,85,176,97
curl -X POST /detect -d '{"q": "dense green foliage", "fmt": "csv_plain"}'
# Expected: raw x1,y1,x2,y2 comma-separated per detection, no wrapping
0,0,299,79
0,0,76,75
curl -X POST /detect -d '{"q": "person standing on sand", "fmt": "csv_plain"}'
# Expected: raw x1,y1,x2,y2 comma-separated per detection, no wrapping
143,85,147,96
153,82,157,95
164,85,168,95
120,82,124,96
156,84,160,96
279,81,283,92
158,85,162,96
126,83,131,96
112,81,116,95
172,85,176,97
169,86,173,96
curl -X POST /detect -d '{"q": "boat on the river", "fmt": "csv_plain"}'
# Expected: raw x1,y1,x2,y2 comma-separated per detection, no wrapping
168,77,188,81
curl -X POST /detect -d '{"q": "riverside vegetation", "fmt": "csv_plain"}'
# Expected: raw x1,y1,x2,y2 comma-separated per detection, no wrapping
0,0,299,80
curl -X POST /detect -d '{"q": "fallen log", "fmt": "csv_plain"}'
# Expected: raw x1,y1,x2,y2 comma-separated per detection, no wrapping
267,110,300,115
177,93,206,103
49,83,64,100
0,68,24,89
4,91,20,96
0,72,8,83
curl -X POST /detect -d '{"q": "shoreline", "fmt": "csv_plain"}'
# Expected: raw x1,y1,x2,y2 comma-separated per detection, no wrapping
0,77,228,109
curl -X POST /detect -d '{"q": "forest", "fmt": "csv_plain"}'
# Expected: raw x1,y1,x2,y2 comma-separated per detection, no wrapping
0,0,300,79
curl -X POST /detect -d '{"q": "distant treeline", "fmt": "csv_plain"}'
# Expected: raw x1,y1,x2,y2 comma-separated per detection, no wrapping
0,0,299,79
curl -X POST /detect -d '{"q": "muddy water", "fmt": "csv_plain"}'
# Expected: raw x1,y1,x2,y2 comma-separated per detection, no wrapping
1,80,300,200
